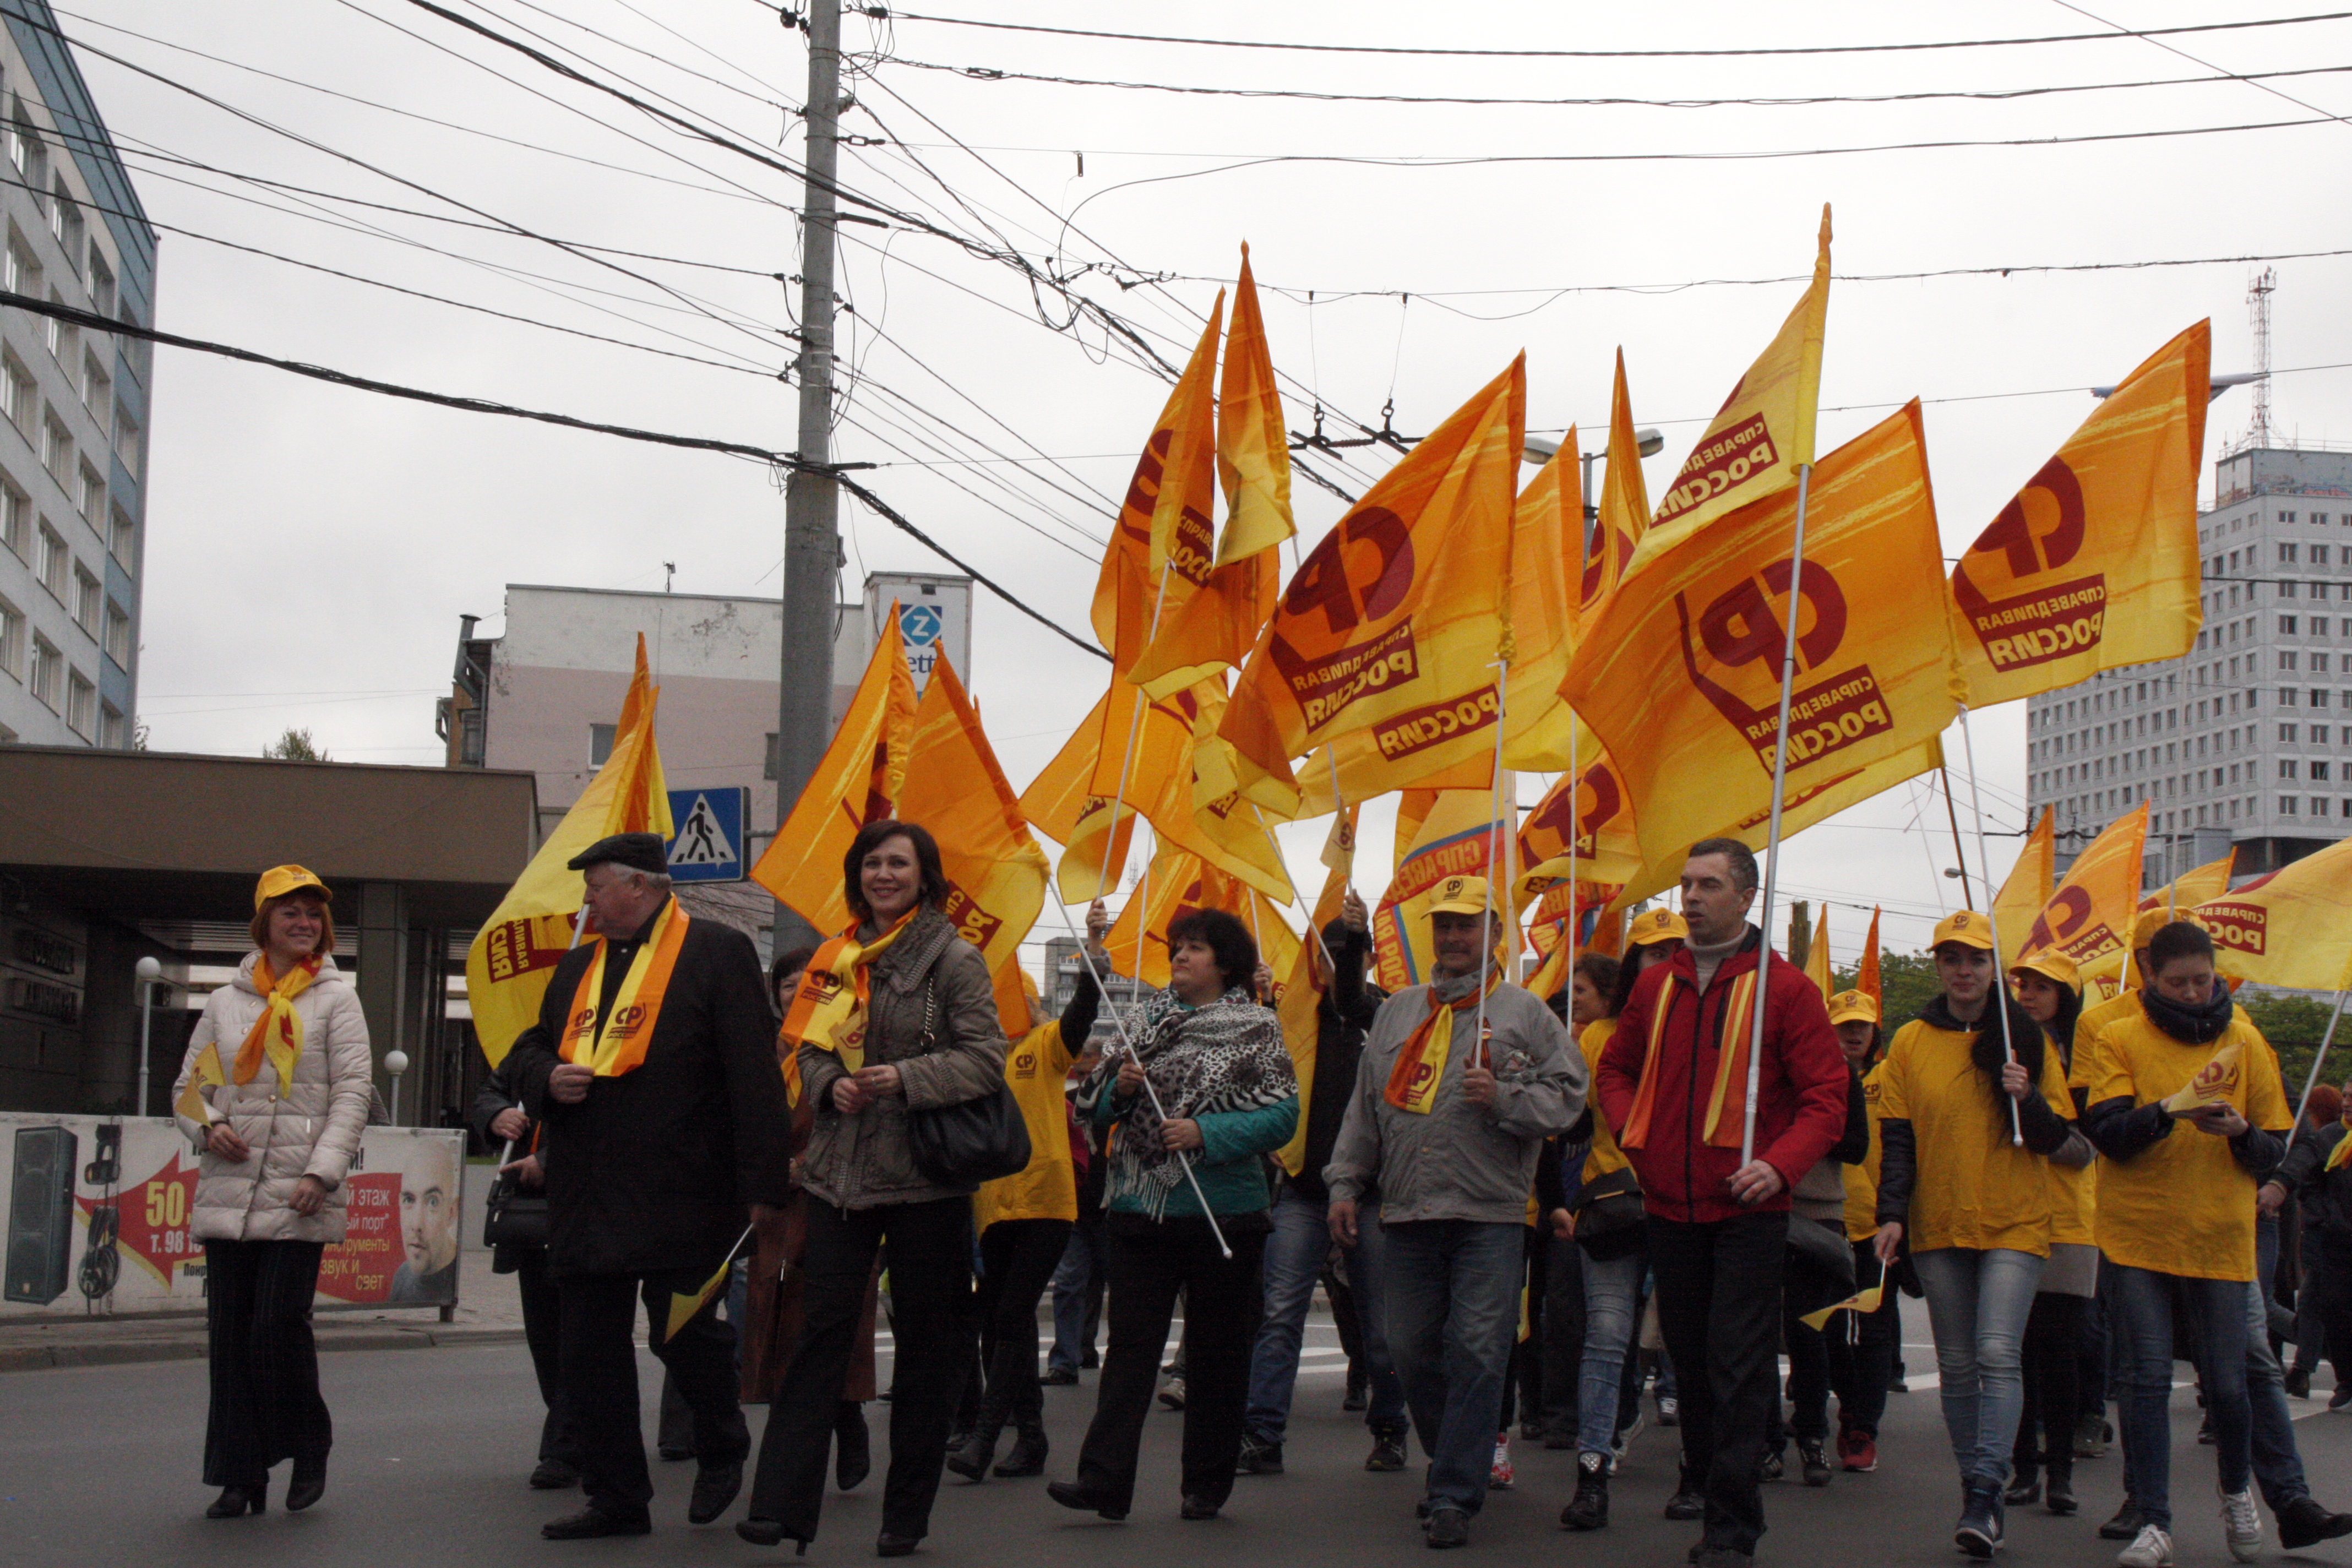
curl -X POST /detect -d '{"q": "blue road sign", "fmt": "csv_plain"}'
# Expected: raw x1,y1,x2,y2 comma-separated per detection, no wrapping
665,786,748,883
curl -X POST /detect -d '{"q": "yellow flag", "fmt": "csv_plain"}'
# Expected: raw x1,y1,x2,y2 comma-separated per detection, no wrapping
1803,905,1832,997
1561,402,1957,875
1104,845,1299,992
1276,806,1355,1176
174,1039,225,1125
2019,803,2148,972
2193,836,2352,992
1587,356,1652,624
2142,850,2235,917
895,655,1053,1037
1638,205,1831,573
1949,322,2211,705
1018,686,1139,904
1095,298,1224,674
1220,357,1526,813
664,1225,751,1342
1799,1282,1885,1332
1994,808,2056,972
1498,431,1586,772
1372,781,1518,991
466,637,674,1066
1087,679,1295,902
750,609,918,932
1517,747,1645,891
2160,1038,2248,1114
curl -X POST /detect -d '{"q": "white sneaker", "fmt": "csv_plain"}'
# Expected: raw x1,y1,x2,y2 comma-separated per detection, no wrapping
2117,1523,2174,1568
2222,1488,2262,1562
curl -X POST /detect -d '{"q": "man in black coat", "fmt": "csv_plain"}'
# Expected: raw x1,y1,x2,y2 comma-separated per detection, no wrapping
508,833,793,1540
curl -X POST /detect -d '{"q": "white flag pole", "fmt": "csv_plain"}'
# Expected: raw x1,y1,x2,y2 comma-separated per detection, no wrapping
1741,463,1814,1168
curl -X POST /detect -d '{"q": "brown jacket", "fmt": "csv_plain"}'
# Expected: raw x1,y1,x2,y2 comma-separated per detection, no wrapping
796,907,1008,1210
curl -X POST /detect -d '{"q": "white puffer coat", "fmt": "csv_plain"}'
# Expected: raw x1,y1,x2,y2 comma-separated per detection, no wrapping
171,952,374,1245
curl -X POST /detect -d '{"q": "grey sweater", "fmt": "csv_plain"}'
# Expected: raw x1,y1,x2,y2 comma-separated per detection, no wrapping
1325,974,1583,1225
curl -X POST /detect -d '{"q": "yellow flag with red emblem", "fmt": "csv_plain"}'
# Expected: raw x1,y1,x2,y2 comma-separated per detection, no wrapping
1017,685,1139,904
2192,836,2352,992
894,655,1052,1035
1517,747,1644,891
1803,905,1832,997
1103,845,1298,992
751,610,919,931
1949,322,2209,705
1276,805,1356,1175
1219,357,1526,814
1094,298,1224,675
1372,781,1518,990
1636,206,1831,573
1586,356,1653,623
1088,678,1294,901
1560,401,1956,875
2018,803,2147,973
1995,808,2056,972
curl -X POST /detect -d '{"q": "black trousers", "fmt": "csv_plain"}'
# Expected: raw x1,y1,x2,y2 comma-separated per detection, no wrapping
1076,1214,1265,1513
1771,1222,1847,1449
558,1263,748,1519
511,1249,580,1468
750,1196,976,1540
2015,1291,2084,1478
1651,1211,1788,1557
1539,1229,1586,1439
202,1239,330,1488
972,1217,1073,1439
1823,1242,1897,1438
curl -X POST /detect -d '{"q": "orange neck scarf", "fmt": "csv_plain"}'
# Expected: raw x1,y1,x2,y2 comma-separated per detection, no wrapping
780,908,919,1073
559,901,689,1077
1383,970,1495,1114
233,954,322,1086
1617,966,1761,1151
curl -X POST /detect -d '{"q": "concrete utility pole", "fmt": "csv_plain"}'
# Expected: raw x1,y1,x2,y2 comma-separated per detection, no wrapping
771,0,842,956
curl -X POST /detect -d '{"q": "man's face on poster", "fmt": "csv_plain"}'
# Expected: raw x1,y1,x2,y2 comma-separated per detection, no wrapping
401,1149,459,1275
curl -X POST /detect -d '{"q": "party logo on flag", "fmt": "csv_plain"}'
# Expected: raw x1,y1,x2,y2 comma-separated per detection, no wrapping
1272,615,1420,729
1523,758,1623,861
1675,559,1892,772
1951,457,2108,672
2023,884,2119,966
2200,897,2268,958
1656,411,1783,531
1371,684,1501,764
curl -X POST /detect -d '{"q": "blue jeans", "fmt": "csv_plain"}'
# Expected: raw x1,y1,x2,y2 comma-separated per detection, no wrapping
1047,1220,1105,1376
2242,1270,2311,1510
1245,1190,1407,1442
1382,1219,1523,1515
2109,1262,2253,1526
1912,1246,2044,1488
1577,1245,1645,1455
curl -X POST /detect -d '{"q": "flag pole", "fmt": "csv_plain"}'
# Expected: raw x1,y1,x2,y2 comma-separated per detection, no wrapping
1957,701,2026,1147
2282,963,2351,1157
1473,652,1512,1068
1253,806,1340,979
1938,763,1975,910
1741,463,1813,1169
1098,563,1178,900
1045,892,1231,1257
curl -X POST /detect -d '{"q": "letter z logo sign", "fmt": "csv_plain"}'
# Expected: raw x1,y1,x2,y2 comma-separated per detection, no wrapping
1674,558,1893,774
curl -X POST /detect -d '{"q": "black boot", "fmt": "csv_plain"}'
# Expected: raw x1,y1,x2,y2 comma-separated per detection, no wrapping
945,1425,999,1482
1956,1478,2005,1559
994,1421,1048,1478
2004,1463,2040,1507
1560,1451,1610,1531
2044,1458,2076,1516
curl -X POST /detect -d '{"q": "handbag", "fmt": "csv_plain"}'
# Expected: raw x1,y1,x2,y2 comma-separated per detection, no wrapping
1786,1212,1857,1292
1572,1167,1648,1262
903,975,1033,1187
482,1138,551,1249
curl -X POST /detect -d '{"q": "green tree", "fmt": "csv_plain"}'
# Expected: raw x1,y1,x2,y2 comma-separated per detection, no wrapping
263,726,328,762
2240,991,2349,1106
1834,950,1941,1031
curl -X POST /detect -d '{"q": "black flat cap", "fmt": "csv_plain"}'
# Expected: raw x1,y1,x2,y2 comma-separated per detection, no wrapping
567,831,668,875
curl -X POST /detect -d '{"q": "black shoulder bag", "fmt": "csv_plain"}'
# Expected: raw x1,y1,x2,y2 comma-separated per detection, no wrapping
482,1137,551,1249
905,973,1033,1186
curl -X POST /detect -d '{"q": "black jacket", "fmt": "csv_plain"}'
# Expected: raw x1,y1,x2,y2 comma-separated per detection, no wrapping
2276,1121,2352,1260
1287,920,1386,1207
509,900,794,1277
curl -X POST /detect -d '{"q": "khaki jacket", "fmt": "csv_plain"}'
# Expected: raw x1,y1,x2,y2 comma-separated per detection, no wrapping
172,952,374,1245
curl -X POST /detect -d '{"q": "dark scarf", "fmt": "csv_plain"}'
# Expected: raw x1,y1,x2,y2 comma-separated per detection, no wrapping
2139,981,2235,1045
1921,990,2047,1114
1077,986,1294,1219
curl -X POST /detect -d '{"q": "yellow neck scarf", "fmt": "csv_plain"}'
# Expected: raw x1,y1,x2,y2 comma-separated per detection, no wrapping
1383,971,1496,1115
780,910,918,1072
235,955,321,1086
558,901,690,1077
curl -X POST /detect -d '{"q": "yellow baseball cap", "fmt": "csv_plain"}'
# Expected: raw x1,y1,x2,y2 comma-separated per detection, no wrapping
1932,908,1996,951
1427,875,1491,917
2132,907,2206,949
253,864,330,910
1826,989,1879,1026
1627,908,1690,947
2010,949,2080,991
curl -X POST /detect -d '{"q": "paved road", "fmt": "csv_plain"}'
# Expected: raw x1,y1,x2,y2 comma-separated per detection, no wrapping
5,1315,2349,1568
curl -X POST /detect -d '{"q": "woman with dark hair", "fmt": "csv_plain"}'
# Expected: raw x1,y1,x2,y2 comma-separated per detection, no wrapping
1828,990,1899,1475
2006,949,2094,1517
1048,907,1298,1525
740,819,1008,1557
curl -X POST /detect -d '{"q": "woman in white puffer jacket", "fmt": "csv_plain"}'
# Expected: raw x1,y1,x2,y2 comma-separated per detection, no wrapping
171,864,372,1521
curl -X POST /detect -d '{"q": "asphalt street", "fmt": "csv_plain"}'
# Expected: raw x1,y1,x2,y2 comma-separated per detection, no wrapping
6,1315,2350,1568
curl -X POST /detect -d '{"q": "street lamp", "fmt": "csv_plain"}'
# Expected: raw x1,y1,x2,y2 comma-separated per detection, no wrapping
132,956,183,1117
385,1049,411,1125
1525,429,1666,529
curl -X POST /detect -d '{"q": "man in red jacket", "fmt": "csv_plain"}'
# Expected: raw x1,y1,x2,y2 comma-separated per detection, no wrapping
1596,839,1847,1568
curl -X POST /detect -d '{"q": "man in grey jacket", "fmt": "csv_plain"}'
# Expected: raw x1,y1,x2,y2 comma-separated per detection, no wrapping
1325,876,1582,1549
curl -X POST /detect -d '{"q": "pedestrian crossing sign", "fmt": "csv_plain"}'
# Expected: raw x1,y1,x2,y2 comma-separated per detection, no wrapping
665,787,747,883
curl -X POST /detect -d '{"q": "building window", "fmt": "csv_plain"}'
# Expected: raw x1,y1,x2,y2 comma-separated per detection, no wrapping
2283,510,2300,523
589,723,615,766
42,286,72,361
2281,724,2299,743
2320,654,2335,674
0,594,21,677
2283,651,2301,672
2281,542,2300,564
2282,688,2299,707
2318,726,2333,744
107,504,134,569
80,350,106,420
2318,545,2334,565
2281,760,2299,781
0,479,24,558
70,563,97,631
2317,690,2332,709
764,731,780,780
2316,763,2334,783
98,701,123,748
28,633,58,707
74,460,100,520
47,176,80,262
102,600,127,666
41,410,70,482
36,519,66,597
112,405,138,476
1,351,32,435
86,248,112,319
3,232,38,298
63,667,92,736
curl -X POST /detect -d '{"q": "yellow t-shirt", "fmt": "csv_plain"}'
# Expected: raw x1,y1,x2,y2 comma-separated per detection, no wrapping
1875,1018,2074,1257
1844,1061,1886,1243
2073,988,2140,1050
972,1020,1077,1231
1579,1019,1631,1185
2045,1033,2096,1248
2079,1009,2289,1282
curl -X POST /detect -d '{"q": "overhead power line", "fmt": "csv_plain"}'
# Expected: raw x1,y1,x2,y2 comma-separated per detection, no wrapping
861,6,2352,58
0,288,1106,660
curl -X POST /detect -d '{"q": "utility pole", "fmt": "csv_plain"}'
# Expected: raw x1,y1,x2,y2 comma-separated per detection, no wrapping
771,0,842,956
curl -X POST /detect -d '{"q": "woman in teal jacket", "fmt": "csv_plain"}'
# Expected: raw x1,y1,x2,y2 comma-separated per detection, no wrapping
1047,908,1298,1526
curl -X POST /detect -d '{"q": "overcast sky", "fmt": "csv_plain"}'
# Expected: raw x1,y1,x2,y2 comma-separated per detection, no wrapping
73,0,2352,966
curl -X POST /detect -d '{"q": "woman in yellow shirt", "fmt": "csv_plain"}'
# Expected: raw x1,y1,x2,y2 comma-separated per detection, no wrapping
1871,911,2082,1559
2005,950,2094,1519
2080,921,2290,1568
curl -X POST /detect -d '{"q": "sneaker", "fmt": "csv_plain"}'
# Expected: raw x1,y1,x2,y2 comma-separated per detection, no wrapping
1424,1505,1469,1549
2117,1522,2174,1568
1158,1376,1186,1411
2075,1412,2112,1459
1837,1427,1877,1473
2100,1501,2146,1541
1366,1434,1408,1473
1956,1480,2005,1559
1041,1367,1079,1386
1489,1435,1515,1490
1798,1440,1832,1488
2331,1386,2352,1412
1561,1452,1610,1531
1658,1395,1681,1427
1758,1449,1784,1483
2221,1487,2262,1563
1235,1433,1283,1476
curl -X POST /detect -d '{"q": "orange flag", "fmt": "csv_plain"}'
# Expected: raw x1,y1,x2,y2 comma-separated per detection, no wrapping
1094,298,1224,674
1992,807,2056,973
2019,803,2148,973
1103,844,1299,992
1018,685,1139,903
1132,250,1292,698
1517,747,1644,891
1220,357,1526,814
1496,430,1585,771
1080,678,1295,902
1803,905,1832,998
1637,205,1831,573
1275,804,1356,1175
751,611,919,932
1857,906,1882,1010
1586,356,1653,626
1372,781,1518,991
894,655,1052,1035
1949,322,2210,705
1560,402,1956,875
2192,837,2352,992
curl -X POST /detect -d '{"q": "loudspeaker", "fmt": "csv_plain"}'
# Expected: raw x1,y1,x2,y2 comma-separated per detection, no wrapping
7,1125,77,1305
